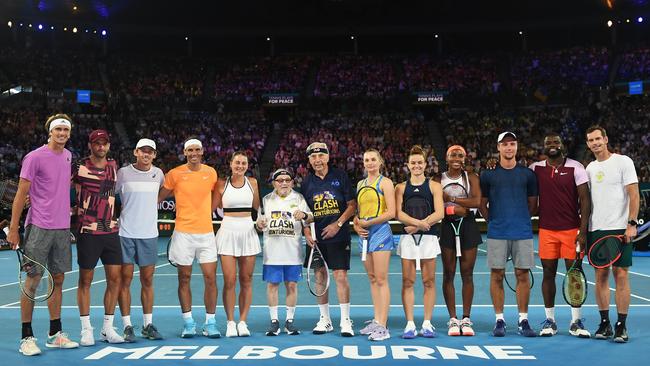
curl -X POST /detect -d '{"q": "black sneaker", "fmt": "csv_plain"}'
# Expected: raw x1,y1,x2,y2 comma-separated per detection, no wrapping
613,323,628,343
123,325,136,343
284,319,300,335
594,321,613,340
141,323,163,340
266,320,280,336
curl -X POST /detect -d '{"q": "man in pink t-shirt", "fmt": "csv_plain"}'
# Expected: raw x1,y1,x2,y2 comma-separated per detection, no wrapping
7,114,79,356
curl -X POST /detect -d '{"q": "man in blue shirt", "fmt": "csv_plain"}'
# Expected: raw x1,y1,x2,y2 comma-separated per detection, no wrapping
479,131,538,338
301,142,357,337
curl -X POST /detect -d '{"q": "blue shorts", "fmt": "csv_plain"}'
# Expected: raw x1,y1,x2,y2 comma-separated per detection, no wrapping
358,222,395,253
263,265,303,283
120,236,158,266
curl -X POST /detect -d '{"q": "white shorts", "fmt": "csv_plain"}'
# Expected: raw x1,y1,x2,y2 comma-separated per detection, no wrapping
169,230,218,266
215,216,261,257
397,234,441,260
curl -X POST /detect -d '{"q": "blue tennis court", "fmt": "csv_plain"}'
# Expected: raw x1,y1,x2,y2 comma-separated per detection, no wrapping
1,234,649,366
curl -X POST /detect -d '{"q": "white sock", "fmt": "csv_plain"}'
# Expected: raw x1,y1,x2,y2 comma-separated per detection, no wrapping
182,311,193,320
405,320,416,330
495,313,505,321
545,307,555,321
519,313,528,323
269,306,278,320
422,320,432,329
143,313,152,327
122,315,132,329
103,314,114,330
318,303,330,320
286,306,296,321
571,307,582,323
80,315,92,329
205,313,215,324
340,303,350,320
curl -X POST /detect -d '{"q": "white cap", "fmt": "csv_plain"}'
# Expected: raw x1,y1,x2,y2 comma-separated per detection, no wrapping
184,138,202,150
135,138,156,150
497,131,517,143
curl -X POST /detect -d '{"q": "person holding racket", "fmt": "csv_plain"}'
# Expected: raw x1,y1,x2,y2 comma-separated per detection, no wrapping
395,145,444,339
257,168,313,336
73,129,126,345
214,151,262,337
158,138,219,339
352,149,396,341
301,142,357,337
436,145,482,337
8,114,79,355
479,131,538,338
585,125,639,343
115,138,165,341
529,133,592,338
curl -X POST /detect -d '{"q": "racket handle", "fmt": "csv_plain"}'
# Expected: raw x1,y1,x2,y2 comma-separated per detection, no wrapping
416,256,421,271
310,222,316,242
361,239,368,261
2,227,8,235
455,236,461,257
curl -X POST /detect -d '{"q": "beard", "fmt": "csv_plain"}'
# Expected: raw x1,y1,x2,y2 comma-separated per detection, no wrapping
544,147,563,158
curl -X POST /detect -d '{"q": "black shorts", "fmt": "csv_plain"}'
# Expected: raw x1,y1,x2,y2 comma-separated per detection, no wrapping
304,240,351,271
439,212,483,249
76,232,123,269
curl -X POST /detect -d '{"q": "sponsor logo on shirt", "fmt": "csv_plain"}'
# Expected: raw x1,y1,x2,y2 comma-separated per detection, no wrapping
595,171,604,183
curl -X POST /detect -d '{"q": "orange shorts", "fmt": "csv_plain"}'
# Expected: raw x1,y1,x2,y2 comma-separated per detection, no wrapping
538,228,580,260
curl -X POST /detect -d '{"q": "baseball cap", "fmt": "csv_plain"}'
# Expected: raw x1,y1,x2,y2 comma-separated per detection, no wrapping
497,131,517,143
272,168,294,181
89,129,110,143
135,138,156,150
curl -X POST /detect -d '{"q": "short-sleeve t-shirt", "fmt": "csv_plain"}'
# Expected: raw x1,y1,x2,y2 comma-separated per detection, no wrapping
586,154,638,231
300,167,355,245
529,158,589,230
163,164,218,234
261,190,311,265
20,145,72,230
73,157,119,235
116,164,165,239
480,164,538,240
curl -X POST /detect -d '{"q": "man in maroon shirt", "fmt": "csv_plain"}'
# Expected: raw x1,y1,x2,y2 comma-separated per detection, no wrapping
529,133,591,338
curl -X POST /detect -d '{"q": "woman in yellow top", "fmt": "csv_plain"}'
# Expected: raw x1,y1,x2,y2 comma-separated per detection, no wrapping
353,149,395,341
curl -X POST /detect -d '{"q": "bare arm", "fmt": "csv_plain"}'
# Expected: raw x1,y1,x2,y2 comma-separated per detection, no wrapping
250,177,260,212
527,196,538,217
576,182,591,248
7,178,30,249
479,197,489,222
427,180,445,225
211,179,225,212
625,183,640,243
158,187,173,203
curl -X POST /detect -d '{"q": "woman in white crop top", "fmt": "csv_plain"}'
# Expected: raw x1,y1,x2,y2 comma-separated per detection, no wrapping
214,151,261,337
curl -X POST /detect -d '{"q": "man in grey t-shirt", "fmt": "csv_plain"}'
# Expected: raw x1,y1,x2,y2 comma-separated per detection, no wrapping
115,139,165,341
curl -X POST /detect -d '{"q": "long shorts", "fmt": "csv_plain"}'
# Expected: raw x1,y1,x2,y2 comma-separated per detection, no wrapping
23,224,72,274
169,230,217,266
487,238,534,270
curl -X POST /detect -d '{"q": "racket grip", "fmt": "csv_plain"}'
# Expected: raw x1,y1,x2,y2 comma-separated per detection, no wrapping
310,222,316,242
2,227,8,235
455,236,461,257
416,257,421,271
361,239,368,261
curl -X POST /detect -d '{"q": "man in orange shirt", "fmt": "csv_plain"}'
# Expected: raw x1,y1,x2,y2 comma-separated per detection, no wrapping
158,138,219,338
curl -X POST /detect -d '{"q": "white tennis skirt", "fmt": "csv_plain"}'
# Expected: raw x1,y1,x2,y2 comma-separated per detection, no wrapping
215,216,261,257
397,234,441,260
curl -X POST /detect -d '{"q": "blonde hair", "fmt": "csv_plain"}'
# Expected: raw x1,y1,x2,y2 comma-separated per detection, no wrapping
44,113,73,132
364,148,385,168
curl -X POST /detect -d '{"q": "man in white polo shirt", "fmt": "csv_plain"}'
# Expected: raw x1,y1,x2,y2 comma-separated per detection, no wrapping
116,138,165,342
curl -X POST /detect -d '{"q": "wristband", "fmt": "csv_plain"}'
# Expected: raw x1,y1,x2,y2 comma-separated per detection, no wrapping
445,206,455,216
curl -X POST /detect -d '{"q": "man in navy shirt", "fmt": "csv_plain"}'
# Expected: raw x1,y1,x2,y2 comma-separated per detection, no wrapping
479,131,538,338
301,142,357,337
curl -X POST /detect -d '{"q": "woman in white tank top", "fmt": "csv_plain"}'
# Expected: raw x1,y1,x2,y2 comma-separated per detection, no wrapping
214,152,261,337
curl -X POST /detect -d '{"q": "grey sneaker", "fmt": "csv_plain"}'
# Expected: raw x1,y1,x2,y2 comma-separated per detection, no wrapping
123,325,136,343
284,319,300,335
266,320,280,336
360,320,379,335
368,325,390,341
141,324,163,340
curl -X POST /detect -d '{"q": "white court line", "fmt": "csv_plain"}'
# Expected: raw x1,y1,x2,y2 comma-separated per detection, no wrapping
2,304,650,310
151,271,544,277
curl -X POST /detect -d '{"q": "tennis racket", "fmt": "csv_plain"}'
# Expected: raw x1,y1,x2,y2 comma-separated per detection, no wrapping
0,179,19,209
562,243,587,307
587,235,625,269
442,182,468,257
166,237,177,267
403,195,432,271
306,222,330,297
17,248,55,302
357,185,381,262
504,256,535,293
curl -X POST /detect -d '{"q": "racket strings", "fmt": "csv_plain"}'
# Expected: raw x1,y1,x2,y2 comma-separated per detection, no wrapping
358,188,380,219
589,238,621,266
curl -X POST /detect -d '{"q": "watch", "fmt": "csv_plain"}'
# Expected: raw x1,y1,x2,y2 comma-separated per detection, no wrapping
337,221,344,228
628,219,638,227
